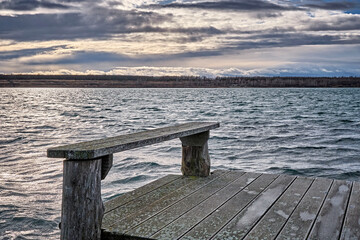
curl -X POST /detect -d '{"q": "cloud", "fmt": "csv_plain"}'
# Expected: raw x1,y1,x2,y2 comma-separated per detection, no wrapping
0,0,69,11
305,16,360,31
301,1,360,11
150,0,299,11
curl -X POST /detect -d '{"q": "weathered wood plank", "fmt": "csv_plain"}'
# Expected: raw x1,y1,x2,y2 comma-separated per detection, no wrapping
276,177,333,240
243,177,314,240
104,174,181,214
151,172,261,240
102,170,226,229
61,159,103,240
179,173,279,240
211,174,296,240
308,180,352,240
48,122,219,159
105,171,242,234
340,181,360,240
180,131,210,177
126,171,252,238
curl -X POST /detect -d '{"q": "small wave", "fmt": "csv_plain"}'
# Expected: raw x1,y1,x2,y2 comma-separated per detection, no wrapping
112,175,149,185
33,125,56,130
0,137,23,145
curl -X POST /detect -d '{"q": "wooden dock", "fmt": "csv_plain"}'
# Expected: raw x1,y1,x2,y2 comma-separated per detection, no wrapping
101,170,360,240
47,122,360,240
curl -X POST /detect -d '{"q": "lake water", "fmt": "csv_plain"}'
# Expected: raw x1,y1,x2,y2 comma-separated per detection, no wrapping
1,88,360,239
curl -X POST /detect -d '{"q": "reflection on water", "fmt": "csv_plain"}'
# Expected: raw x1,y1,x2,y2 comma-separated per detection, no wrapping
1,88,360,239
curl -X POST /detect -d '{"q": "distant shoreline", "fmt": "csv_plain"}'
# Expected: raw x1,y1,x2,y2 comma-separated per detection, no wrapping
1,75,359,88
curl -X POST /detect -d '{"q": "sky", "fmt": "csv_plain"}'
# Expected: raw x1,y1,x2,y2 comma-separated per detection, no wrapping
0,0,359,77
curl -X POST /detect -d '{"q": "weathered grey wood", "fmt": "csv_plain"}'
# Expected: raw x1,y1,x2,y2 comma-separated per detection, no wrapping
104,171,233,234
104,174,181,214
48,122,219,160
179,173,279,240
127,171,249,238
212,174,296,240
101,154,113,180
243,177,314,240
61,159,103,240
180,131,210,177
276,177,333,240
102,170,227,228
341,181,360,240
151,172,261,240
308,180,352,240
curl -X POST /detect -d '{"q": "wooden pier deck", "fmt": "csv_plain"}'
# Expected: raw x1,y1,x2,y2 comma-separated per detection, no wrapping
47,122,360,240
102,170,359,240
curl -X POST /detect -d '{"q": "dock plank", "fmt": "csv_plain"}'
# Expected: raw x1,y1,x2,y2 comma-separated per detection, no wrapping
125,171,248,238
103,170,231,233
276,177,333,240
110,172,244,236
340,181,360,240
150,172,261,240
102,170,225,227
211,174,296,240
104,174,181,213
178,173,279,240
308,180,352,240
243,177,314,240
102,171,360,240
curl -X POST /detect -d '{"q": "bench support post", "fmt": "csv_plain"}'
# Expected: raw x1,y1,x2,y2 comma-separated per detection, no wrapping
61,158,104,240
180,131,210,177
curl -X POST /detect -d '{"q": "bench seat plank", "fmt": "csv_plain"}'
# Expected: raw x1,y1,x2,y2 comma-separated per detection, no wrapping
48,122,219,159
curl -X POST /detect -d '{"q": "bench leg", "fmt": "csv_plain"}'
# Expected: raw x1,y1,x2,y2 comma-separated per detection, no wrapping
61,159,103,240
180,131,210,177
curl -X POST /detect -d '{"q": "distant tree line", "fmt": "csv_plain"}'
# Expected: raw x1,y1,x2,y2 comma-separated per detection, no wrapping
0,74,359,88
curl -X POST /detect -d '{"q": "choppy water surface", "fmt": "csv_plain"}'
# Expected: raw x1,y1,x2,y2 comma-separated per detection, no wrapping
1,88,360,239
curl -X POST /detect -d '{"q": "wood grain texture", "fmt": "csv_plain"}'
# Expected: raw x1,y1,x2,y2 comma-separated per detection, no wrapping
151,172,261,240
340,181,360,240
308,180,352,240
126,171,247,238
48,122,219,160
101,172,360,240
61,159,103,240
243,177,314,240
102,171,226,229
179,173,279,240
211,174,296,240
276,177,332,240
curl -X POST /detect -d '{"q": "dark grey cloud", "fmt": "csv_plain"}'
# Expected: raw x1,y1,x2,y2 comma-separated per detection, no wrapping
150,0,299,11
301,1,359,10
0,47,63,60
0,0,69,11
0,7,223,41
306,16,360,31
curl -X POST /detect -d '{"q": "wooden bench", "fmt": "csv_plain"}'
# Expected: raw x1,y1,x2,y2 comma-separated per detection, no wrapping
48,122,360,240
47,122,220,240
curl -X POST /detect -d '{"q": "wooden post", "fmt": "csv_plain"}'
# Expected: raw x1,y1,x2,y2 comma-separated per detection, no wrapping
61,158,104,240
180,131,210,177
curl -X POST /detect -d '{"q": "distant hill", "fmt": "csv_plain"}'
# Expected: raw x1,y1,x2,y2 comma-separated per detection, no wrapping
0,75,359,88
